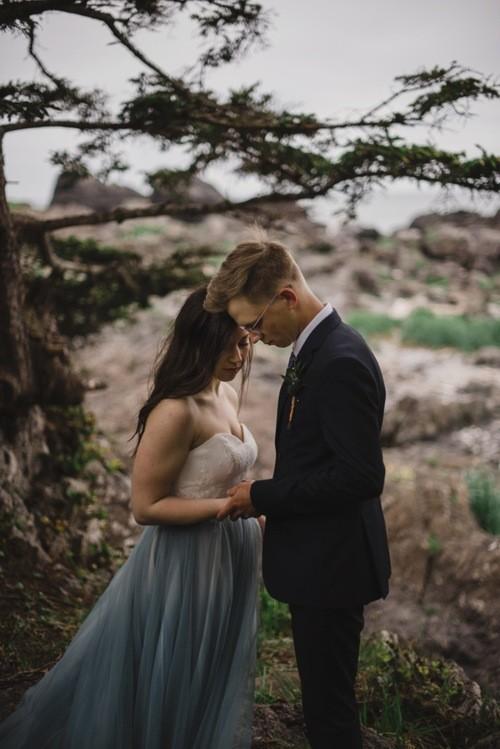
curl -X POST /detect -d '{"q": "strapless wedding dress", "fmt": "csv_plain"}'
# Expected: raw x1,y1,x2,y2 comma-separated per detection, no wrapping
0,424,261,749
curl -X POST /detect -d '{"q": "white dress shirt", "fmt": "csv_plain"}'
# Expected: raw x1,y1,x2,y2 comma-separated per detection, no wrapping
293,303,333,357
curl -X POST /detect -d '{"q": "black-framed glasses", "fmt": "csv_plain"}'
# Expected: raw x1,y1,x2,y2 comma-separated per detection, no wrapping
242,291,280,342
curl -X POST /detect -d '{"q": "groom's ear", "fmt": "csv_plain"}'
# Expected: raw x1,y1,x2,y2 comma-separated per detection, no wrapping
280,286,298,308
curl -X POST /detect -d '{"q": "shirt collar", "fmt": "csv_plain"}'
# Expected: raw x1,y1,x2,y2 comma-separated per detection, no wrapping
293,303,333,357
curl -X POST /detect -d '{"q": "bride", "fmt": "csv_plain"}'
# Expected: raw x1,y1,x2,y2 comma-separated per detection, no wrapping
0,286,262,749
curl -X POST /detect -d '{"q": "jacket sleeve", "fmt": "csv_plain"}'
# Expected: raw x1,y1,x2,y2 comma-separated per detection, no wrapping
250,356,385,518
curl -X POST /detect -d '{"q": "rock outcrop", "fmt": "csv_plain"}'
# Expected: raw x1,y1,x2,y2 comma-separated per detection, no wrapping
150,175,224,206
409,210,500,273
382,394,492,446
50,173,145,211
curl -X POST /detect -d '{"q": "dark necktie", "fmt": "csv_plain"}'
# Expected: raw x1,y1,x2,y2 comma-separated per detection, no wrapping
287,351,297,371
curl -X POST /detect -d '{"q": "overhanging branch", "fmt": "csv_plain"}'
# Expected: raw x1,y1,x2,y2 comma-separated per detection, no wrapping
13,160,498,242
1,112,420,137
15,193,311,239
27,20,66,89
0,1,70,26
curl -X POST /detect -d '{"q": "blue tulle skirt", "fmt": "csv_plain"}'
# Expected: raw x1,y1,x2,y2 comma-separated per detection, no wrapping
0,518,261,749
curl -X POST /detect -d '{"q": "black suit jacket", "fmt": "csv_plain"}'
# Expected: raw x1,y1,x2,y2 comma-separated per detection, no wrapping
251,309,391,607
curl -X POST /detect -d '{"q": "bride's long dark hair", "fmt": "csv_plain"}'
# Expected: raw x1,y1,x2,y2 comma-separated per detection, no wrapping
131,285,252,454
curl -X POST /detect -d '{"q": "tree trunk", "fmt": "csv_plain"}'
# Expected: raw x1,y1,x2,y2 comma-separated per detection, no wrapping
0,135,34,411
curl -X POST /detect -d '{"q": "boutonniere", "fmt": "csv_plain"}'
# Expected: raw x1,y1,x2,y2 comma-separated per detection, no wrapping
281,360,305,428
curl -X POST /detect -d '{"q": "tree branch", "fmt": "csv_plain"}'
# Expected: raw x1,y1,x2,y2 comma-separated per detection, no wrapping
36,230,104,273
27,19,67,89
1,1,188,100
2,120,149,135
13,156,498,243
0,1,70,26
14,193,308,238
62,6,187,95
1,112,420,137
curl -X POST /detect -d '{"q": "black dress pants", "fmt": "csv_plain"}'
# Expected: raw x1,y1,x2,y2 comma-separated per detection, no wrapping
289,603,364,749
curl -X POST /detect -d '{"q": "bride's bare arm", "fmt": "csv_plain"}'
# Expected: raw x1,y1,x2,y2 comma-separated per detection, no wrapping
131,399,225,525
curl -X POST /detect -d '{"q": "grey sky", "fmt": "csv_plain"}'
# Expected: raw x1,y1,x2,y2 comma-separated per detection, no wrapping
2,0,499,231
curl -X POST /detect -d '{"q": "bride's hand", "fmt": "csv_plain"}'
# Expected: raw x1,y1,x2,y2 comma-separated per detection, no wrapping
217,481,256,521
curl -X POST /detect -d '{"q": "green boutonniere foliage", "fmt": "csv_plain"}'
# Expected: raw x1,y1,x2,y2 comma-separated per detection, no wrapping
282,359,306,396
282,359,306,428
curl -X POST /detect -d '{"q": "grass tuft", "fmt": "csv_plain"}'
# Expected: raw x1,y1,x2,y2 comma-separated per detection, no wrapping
401,308,500,351
259,587,291,642
347,308,500,351
358,633,500,748
466,469,500,535
346,311,399,337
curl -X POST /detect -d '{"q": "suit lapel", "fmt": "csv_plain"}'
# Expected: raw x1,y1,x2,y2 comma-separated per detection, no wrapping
276,380,289,436
274,309,342,449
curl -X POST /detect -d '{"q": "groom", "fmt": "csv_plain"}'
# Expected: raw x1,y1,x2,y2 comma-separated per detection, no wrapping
204,240,391,749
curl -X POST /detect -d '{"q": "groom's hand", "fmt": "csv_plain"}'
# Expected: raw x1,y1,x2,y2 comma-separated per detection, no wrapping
216,480,257,521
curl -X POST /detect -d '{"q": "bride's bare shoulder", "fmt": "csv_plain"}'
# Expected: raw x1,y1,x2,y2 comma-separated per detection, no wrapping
147,397,195,435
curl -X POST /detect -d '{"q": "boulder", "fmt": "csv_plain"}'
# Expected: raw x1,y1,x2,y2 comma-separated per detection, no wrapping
473,347,500,368
50,173,145,211
382,394,491,446
410,210,489,231
419,224,500,272
151,175,223,205
421,224,476,267
406,211,500,272
351,266,380,295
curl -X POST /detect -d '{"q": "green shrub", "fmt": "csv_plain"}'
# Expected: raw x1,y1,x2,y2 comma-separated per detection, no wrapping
259,587,291,641
122,224,165,238
466,469,500,535
346,310,400,337
347,308,500,350
424,274,449,287
358,634,500,748
53,236,139,263
401,309,500,351
46,405,102,476
374,237,397,254
26,237,210,337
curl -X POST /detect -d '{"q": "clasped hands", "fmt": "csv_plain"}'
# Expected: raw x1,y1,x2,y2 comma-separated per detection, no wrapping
217,480,258,521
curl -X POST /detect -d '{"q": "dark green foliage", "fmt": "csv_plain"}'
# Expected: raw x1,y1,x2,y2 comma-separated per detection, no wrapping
397,63,500,118
52,236,138,263
347,311,399,337
25,236,214,336
256,590,298,706
424,274,449,287
0,79,106,123
45,405,101,477
401,309,500,350
467,470,500,535
255,614,500,746
358,634,500,748
347,308,500,351
259,587,291,642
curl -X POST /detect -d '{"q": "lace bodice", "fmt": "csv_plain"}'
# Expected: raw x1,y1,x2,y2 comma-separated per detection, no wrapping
172,423,258,499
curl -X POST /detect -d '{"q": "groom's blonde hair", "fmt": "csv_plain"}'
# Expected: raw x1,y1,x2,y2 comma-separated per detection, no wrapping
204,240,300,312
